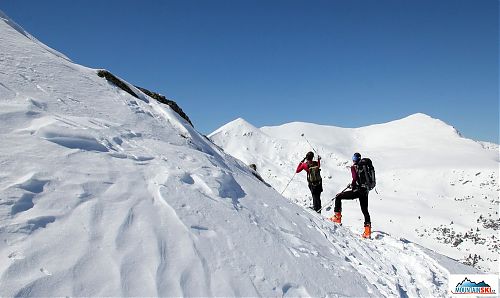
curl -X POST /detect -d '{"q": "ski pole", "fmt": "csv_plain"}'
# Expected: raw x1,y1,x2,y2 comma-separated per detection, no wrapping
318,186,349,212
280,172,296,195
301,133,319,155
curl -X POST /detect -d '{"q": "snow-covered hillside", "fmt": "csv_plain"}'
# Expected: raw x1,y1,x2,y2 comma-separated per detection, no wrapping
0,10,484,296
210,115,499,273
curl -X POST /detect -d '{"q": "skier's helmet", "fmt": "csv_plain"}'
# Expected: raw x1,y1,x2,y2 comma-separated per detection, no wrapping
306,151,314,161
352,152,361,163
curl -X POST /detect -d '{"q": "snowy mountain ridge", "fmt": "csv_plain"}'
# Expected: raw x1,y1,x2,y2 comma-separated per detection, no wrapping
0,10,70,61
210,115,499,273
0,9,487,296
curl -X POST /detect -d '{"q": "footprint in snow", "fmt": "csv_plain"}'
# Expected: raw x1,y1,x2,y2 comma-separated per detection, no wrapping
40,268,52,276
180,173,195,185
8,251,25,260
282,283,310,297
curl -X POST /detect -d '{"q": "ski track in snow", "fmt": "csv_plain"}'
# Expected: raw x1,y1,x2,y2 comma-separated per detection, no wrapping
0,9,483,297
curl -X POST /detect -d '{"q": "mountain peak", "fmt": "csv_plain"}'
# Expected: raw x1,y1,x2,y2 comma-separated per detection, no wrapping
209,117,260,138
405,112,433,120
368,113,463,138
230,117,255,127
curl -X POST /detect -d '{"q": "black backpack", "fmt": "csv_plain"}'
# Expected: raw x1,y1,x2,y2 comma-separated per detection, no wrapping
307,161,322,186
357,158,376,190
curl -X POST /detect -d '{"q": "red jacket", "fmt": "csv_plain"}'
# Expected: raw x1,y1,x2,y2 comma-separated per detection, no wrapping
296,159,321,173
351,165,358,187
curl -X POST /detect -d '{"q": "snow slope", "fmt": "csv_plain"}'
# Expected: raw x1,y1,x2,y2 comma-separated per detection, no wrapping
0,10,482,296
210,116,499,273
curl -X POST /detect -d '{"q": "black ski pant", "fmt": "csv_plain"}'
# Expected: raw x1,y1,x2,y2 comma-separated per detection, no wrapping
334,189,371,225
309,184,322,212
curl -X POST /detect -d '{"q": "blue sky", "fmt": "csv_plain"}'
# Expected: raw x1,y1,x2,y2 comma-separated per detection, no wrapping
1,0,498,142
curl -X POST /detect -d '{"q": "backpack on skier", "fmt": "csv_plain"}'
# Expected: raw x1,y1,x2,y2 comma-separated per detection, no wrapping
357,158,376,190
307,161,322,186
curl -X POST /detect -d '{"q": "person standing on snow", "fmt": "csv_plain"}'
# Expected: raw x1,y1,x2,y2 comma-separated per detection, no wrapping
296,151,323,213
330,152,372,238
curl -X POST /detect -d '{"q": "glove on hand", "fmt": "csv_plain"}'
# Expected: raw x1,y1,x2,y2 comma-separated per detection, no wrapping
317,155,321,160
347,183,352,189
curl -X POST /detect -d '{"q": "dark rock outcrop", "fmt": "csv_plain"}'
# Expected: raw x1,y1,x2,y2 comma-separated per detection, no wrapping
97,70,138,99
97,69,193,127
135,86,193,127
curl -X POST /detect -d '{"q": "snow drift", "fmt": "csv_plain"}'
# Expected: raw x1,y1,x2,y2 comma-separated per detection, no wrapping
0,10,483,297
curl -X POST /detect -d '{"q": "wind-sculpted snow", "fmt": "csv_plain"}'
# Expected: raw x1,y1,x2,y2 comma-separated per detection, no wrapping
0,9,482,296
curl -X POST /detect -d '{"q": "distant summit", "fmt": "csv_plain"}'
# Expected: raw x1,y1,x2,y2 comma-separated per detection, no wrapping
210,117,265,139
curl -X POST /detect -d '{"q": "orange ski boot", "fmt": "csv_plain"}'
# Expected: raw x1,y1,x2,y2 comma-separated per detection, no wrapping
362,224,371,239
329,212,342,224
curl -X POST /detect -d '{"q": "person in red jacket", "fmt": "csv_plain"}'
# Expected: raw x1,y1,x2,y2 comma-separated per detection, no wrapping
296,151,323,212
330,152,371,238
